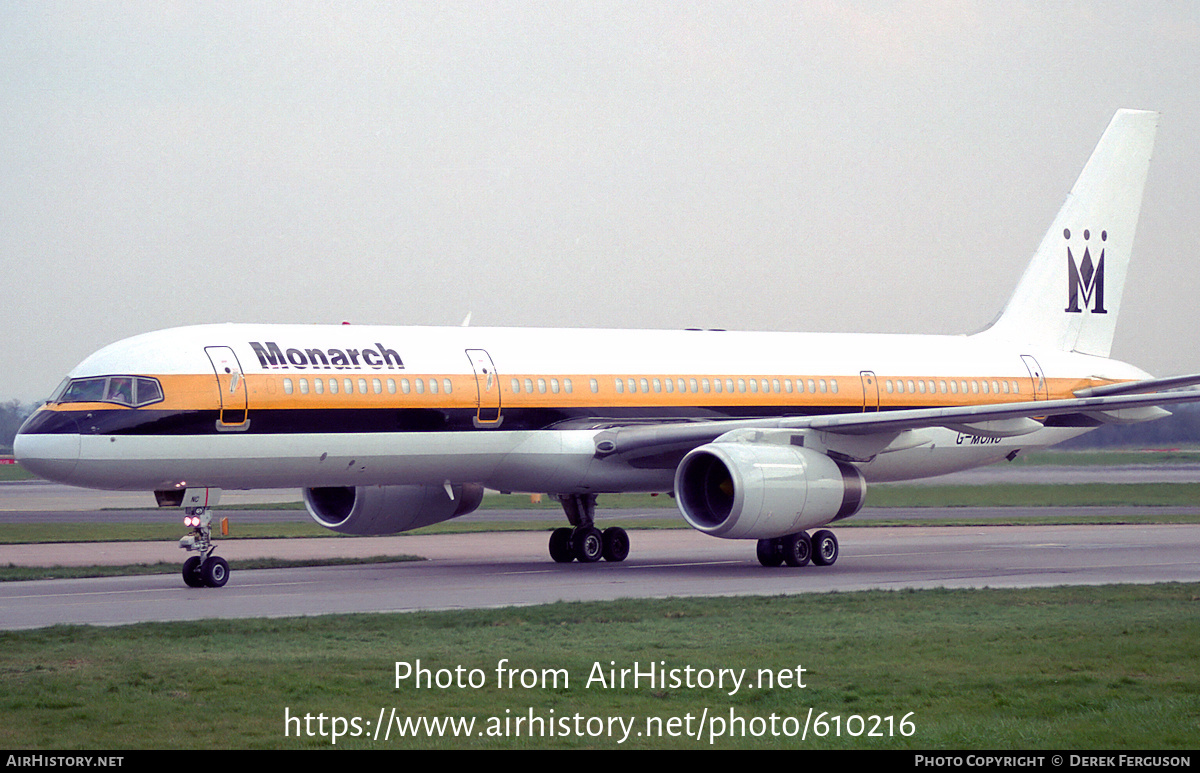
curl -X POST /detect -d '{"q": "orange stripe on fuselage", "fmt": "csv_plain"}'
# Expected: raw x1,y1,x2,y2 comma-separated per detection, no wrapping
37,371,1114,415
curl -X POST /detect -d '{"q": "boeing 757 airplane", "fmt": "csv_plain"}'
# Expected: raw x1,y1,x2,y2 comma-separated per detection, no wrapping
16,109,1200,587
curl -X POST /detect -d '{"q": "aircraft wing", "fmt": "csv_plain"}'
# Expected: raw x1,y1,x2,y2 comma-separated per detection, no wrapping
592,378,1200,459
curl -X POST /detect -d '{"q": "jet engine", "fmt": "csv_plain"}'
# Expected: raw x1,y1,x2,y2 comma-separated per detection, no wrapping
674,442,865,539
304,483,485,535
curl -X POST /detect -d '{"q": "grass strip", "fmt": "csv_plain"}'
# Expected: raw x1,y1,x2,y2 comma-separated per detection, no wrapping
0,555,423,582
868,483,1200,508
1,584,1197,749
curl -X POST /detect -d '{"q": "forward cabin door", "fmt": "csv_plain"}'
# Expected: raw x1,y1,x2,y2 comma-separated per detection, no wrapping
205,346,249,429
466,349,502,426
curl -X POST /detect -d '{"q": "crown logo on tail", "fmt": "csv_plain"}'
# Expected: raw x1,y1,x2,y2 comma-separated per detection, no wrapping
1064,228,1107,314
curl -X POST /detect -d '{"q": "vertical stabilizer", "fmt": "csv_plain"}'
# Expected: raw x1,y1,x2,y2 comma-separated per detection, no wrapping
979,109,1158,357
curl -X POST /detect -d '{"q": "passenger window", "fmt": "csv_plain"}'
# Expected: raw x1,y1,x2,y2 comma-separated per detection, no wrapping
443,379,452,394
589,378,598,394
299,378,309,395
819,379,828,393
330,379,339,395
283,378,294,395
373,378,382,394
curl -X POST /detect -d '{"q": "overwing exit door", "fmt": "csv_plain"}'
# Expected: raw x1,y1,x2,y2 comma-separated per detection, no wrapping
860,371,880,412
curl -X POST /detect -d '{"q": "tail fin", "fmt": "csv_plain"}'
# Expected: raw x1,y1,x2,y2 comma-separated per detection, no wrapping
979,109,1158,357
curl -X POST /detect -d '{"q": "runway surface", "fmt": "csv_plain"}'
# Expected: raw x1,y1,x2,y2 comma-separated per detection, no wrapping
4,524,1199,630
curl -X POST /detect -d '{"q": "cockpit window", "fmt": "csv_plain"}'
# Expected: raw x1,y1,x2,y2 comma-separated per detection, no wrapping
60,378,107,403
137,378,163,405
56,376,164,408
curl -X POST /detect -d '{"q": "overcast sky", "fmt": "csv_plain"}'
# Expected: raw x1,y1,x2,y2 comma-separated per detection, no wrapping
2,2,1198,401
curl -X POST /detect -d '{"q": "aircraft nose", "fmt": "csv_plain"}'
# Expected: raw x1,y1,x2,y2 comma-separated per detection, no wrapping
13,413,81,484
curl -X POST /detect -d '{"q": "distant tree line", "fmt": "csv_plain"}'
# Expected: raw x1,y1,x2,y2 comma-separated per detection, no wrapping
0,400,36,455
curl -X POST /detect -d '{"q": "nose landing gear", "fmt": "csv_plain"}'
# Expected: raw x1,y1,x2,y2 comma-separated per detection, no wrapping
160,488,231,588
179,507,230,587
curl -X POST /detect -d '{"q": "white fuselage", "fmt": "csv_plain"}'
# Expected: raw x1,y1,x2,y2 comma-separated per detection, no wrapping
15,323,1145,494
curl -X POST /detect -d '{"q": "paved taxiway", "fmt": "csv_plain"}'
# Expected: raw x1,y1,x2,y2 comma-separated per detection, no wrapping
4,474,1200,630
4,524,1200,630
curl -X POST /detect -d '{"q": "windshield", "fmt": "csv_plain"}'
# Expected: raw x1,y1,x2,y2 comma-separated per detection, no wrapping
55,376,164,408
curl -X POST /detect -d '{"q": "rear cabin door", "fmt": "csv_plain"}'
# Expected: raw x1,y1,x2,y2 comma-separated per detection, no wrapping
1020,355,1049,401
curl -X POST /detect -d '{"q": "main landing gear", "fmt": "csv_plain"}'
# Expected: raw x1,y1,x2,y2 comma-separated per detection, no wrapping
549,494,630,564
179,507,230,587
755,529,839,568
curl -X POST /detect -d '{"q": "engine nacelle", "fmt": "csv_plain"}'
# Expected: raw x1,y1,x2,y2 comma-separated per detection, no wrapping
304,483,485,535
674,442,865,539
